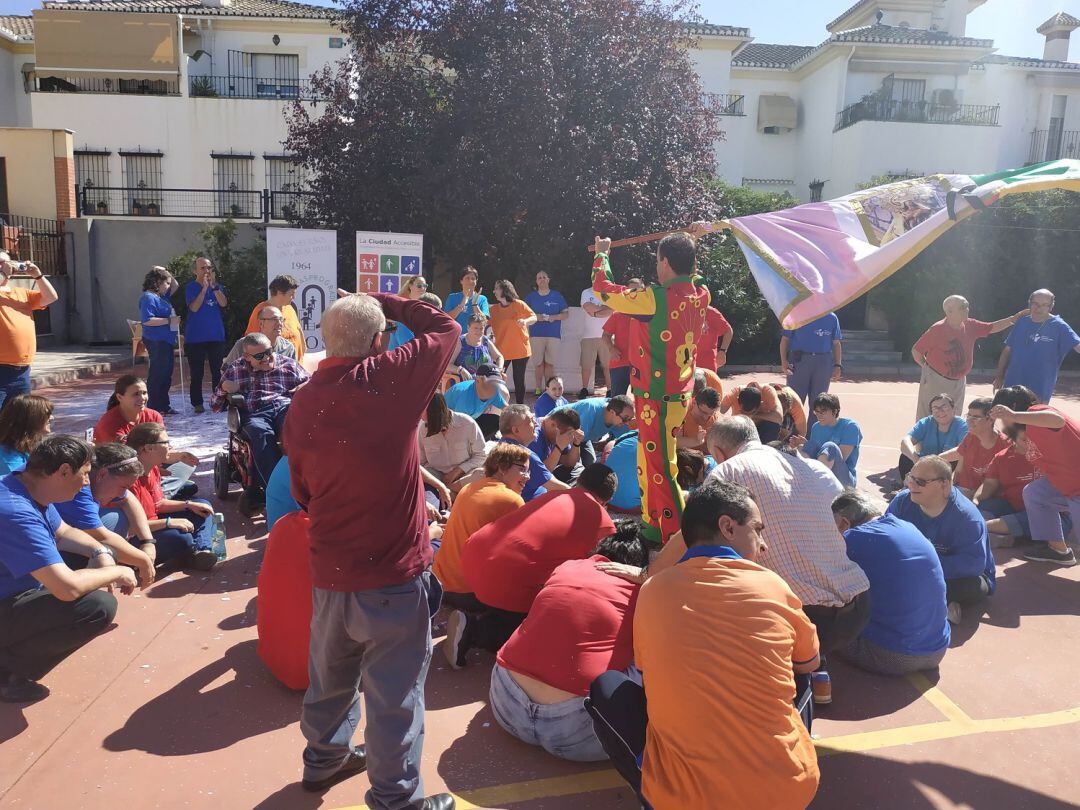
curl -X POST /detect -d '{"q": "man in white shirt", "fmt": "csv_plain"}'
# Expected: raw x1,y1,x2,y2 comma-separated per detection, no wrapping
579,287,612,398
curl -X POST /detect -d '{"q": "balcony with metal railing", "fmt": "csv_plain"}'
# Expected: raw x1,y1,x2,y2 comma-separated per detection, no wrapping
706,93,745,116
835,98,1000,131
77,185,317,222
32,74,180,95
1028,129,1080,164
188,75,323,101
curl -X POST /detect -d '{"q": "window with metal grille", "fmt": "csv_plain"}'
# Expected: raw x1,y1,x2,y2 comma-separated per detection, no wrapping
265,156,307,219
213,155,254,217
228,50,300,98
122,152,163,215
75,151,110,214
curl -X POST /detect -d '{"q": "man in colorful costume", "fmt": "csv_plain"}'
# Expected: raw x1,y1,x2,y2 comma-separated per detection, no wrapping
592,231,710,544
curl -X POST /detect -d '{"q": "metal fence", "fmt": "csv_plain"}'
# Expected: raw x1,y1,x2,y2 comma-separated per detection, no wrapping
33,74,179,95
0,213,66,278
1028,129,1080,165
835,99,1000,131
708,93,746,116
76,186,318,222
188,75,323,101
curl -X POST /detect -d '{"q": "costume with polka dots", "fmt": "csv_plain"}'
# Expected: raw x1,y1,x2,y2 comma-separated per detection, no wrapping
592,251,710,543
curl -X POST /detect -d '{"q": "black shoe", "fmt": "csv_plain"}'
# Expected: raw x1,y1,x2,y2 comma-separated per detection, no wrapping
443,610,470,670
301,746,367,792
0,675,50,703
1022,544,1077,566
237,488,265,518
189,549,218,571
413,794,456,810
578,387,589,399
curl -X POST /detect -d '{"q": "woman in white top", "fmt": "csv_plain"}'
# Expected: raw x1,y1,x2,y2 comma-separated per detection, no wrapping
418,392,488,494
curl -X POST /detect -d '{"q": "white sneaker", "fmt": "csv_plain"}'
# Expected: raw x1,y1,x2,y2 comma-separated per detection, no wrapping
947,602,962,626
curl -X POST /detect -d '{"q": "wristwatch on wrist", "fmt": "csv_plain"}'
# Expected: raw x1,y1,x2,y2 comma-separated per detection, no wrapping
91,547,116,560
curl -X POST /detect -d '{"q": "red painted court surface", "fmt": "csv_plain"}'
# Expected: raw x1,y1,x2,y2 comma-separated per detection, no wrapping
2,371,1079,809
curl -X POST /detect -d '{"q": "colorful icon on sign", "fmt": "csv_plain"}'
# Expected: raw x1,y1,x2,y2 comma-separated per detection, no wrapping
358,254,379,274
357,274,378,293
401,256,420,276
380,275,400,294
381,255,400,275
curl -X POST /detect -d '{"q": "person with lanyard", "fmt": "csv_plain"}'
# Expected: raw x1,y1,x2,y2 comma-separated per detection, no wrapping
899,393,968,481
994,288,1080,403
183,256,228,414
138,266,180,415
524,271,568,396
0,252,58,411
779,312,842,429
444,265,489,333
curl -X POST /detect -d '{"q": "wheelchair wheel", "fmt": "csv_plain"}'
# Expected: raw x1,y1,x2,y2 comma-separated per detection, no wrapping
214,451,232,500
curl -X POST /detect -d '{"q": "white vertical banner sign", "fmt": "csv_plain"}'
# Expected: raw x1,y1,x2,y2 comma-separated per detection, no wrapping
266,227,338,352
355,231,424,296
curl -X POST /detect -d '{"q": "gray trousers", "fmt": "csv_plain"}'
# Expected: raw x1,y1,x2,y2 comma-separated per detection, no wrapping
916,364,966,421
786,352,833,428
302,572,440,810
839,635,947,676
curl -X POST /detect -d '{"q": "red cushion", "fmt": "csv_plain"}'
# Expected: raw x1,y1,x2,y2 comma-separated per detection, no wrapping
256,511,313,690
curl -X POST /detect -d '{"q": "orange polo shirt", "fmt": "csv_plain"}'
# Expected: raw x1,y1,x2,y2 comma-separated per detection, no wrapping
432,478,523,594
246,301,305,361
0,286,44,366
635,550,820,810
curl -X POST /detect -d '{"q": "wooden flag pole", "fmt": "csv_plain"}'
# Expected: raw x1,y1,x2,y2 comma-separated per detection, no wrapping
586,220,731,252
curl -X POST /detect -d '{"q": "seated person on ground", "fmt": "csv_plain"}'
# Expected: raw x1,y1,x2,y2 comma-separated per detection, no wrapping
831,490,950,674
677,387,720,451
588,478,821,810
791,393,862,488
265,455,299,532
419,391,488,495
675,448,716,493
498,406,570,501
448,314,503,383
490,521,648,762
223,305,296,366
0,435,137,704
54,443,157,587
533,376,568,418
212,333,309,510
898,393,967,480
606,429,640,512
886,455,994,624
551,394,635,465
0,393,53,475
530,408,585,483
126,423,218,571
941,397,1008,498
463,463,618,615
256,510,313,691
771,383,807,442
721,382,784,443
444,363,509,440
433,443,529,668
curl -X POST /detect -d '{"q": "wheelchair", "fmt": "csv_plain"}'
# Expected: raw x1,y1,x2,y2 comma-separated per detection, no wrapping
213,394,256,500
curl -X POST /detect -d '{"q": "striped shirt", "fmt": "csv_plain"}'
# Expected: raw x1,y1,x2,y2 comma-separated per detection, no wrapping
710,443,869,607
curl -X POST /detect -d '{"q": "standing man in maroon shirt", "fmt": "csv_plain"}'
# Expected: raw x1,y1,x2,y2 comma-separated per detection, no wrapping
284,292,459,810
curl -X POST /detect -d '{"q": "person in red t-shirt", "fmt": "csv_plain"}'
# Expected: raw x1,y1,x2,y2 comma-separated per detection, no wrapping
990,386,1080,566
696,305,733,373
93,375,198,471
943,397,1009,497
976,424,1060,548
911,295,1026,420
463,464,617,615
601,278,644,396
490,521,649,762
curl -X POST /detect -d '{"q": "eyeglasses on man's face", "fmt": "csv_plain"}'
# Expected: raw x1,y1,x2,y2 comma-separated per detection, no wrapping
259,315,285,323
905,473,946,487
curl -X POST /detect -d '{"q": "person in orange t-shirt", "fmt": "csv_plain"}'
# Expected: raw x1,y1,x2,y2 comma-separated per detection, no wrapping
245,274,305,361
722,382,784,442
0,254,58,410
678,387,720,451
434,443,529,669
587,478,820,810
489,280,537,405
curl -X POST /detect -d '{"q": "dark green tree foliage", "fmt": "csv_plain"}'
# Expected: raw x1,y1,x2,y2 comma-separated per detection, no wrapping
285,0,721,290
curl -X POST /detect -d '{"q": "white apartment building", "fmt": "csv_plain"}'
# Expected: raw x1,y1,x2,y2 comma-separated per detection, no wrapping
0,0,1078,215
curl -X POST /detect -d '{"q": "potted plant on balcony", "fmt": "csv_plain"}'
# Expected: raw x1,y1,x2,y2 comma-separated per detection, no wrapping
95,200,109,215
146,201,160,216
190,75,218,97
131,200,144,216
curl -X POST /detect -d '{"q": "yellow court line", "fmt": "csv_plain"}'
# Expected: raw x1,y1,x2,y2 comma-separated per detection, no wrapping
905,672,973,724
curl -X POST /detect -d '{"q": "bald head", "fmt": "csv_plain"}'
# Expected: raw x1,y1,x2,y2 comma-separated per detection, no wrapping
323,293,385,358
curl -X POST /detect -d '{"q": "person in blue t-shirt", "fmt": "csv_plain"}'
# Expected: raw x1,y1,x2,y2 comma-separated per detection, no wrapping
387,275,430,350
529,409,584,484
183,257,229,414
780,312,842,428
523,271,569,395
899,393,967,480
265,455,299,531
498,405,571,501
886,455,994,625
0,392,54,476
533,376,569,418
996,288,1080,404
607,430,640,511
551,394,635,466
832,490,950,675
139,266,179,415
443,364,509,440
0,435,137,703
794,393,862,488
444,265,490,332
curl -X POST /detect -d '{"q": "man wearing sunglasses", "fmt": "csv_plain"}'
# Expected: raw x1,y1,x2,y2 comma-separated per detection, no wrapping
886,455,994,626
222,305,296,367
212,333,309,512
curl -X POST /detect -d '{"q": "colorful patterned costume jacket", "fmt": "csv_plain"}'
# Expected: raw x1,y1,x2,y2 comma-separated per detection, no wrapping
592,252,710,543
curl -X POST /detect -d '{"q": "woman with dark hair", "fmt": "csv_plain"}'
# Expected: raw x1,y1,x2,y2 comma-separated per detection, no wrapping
445,265,490,331
490,280,537,405
93,375,161,444
139,266,179,414
990,385,1080,566
0,394,53,474
419,391,488,495
450,314,504,382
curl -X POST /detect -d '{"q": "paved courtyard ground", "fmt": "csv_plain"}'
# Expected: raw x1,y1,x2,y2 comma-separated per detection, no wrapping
2,368,1079,809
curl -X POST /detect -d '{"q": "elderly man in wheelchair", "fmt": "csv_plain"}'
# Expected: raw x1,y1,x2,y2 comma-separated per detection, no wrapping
211,333,309,516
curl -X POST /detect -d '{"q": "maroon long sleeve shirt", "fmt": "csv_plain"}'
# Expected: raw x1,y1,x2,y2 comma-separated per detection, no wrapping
283,294,460,591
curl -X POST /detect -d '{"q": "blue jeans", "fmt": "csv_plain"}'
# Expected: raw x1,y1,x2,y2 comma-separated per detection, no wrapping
152,501,213,566
816,441,855,488
99,507,129,538
242,400,290,489
0,364,31,411
144,339,175,412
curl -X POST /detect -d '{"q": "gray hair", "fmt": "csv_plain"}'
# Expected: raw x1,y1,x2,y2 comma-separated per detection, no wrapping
707,415,758,455
942,295,968,314
499,404,532,435
241,332,272,351
831,489,882,527
1029,288,1055,304
323,293,385,358
913,454,953,483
